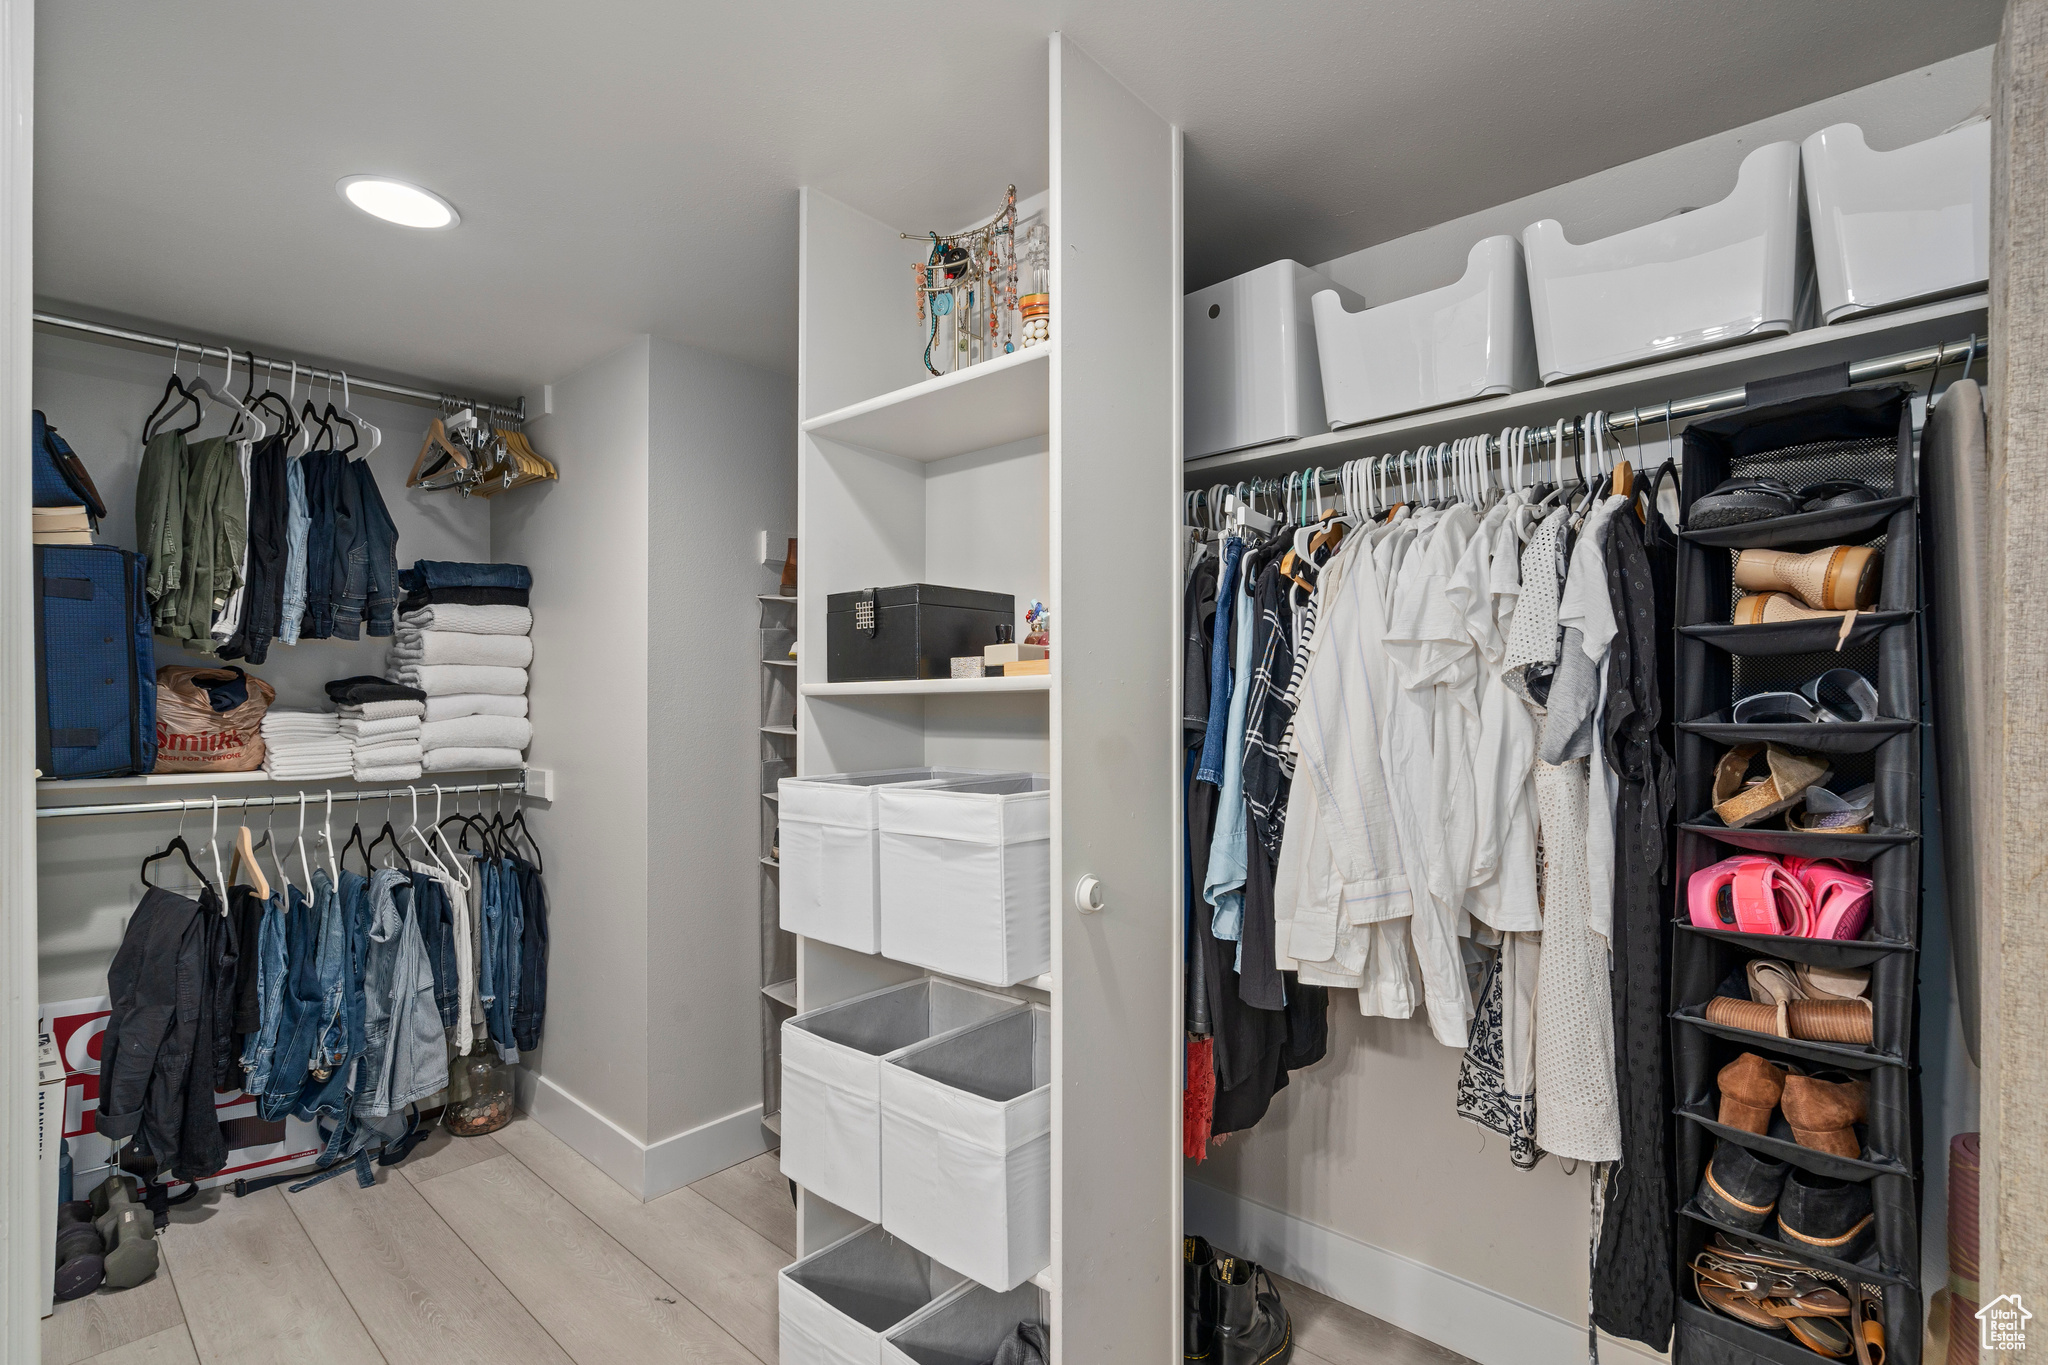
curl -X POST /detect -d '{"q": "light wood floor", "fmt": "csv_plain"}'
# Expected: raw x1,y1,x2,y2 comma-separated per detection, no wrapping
44,1116,1468,1365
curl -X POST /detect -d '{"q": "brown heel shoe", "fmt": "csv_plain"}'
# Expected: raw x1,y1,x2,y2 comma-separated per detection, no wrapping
1734,545,1882,611
1780,1073,1869,1158
1718,1052,1788,1134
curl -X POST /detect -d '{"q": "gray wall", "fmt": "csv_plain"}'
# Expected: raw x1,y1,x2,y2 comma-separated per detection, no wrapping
645,337,796,1141
493,338,655,1141
1314,47,1994,306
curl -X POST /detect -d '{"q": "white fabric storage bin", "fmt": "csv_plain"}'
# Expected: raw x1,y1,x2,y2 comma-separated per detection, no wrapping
1522,141,1802,383
779,1223,965,1365
1184,260,1363,459
880,1004,1051,1291
781,978,1026,1222
780,768,1006,953
880,1281,1051,1365
1803,120,1990,324
1311,235,1538,428
878,774,1051,986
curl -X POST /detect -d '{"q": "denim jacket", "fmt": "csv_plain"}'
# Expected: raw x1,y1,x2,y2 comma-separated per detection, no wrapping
359,869,447,1117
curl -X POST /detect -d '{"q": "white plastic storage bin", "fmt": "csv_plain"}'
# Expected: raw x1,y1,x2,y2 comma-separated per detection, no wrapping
880,1004,1051,1291
781,978,1025,1222
780,768,1007,953
881,1281,1050,1365
779,1223,964,1365
1185,260,1363,459
1522,141,1803,383
1311,235,1538,427
878,774,1051,986
1803,120,1990,324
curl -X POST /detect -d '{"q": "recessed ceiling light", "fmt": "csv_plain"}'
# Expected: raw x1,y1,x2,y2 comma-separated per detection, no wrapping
337,175,459,229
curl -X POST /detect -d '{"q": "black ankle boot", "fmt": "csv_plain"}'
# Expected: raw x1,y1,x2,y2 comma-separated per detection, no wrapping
1185,1236,1220,1359
1208,1255,1293,1365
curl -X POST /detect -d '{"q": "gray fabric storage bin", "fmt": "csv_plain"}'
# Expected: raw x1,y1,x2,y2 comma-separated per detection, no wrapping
881,1004,1052,1291
779,1223,965,1365
881,1281,1051,1364
781,977,1025,1222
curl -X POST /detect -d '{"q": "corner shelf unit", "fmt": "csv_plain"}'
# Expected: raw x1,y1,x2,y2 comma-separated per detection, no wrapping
759,591,798,1135
787,35,1182,1361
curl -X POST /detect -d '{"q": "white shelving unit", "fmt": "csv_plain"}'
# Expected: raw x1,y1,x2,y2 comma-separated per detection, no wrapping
788,34,1182,1360
758,590,798,1134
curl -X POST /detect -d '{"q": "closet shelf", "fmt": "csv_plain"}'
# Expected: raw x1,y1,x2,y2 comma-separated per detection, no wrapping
37,768,523,793
762,791,780,802
762,979,798,1009
763,658,797,667
803,344,1051,463
1026,973,1053,992
762,1112,782,1137
761,724,798,736
1184,291,1987,481
758,594,798,604
801,676,1050,697
761,856,781,869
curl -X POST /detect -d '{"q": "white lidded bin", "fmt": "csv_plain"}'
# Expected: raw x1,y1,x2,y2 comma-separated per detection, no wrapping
880,1004,1051,1292
781,978,1026,1222
1522,141,1803,383
780,768,1011,953
878,774,1051,986
881,1280,1051,1365
1803,120,1990,324
779,1222,965,1365
1310,235,1538,428
1185,260,1364,460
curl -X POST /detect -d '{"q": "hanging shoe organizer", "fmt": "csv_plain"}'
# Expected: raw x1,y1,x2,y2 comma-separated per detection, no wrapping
1670,379,1923,1364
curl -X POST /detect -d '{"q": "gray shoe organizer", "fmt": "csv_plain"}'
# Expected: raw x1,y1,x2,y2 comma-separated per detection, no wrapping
1670,380,1923,1365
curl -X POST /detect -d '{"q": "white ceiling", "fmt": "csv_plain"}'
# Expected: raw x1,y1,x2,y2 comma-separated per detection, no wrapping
35,1,2001,394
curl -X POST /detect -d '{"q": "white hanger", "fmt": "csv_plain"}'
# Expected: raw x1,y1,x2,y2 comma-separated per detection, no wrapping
187,349,265,443
339,371,381,458
428,785,475,890
204,796,227,909
262,797,293,899
321,789,339,882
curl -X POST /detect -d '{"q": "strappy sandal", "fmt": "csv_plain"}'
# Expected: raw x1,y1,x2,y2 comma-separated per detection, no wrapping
1714,744,1832,828
1789,783,1875,836
1692,1259,1854,1355
1850,1291,1887,1365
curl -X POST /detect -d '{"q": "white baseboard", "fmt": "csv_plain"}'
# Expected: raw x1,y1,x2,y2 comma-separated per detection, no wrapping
516,1069,770,1201
1184,1182,1667,1365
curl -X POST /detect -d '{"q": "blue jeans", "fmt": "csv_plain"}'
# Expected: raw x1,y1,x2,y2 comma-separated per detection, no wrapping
260,873,332,1122
277,456,309,645
1195,536,1243,785
409,870,462,1028
401,559,532,592
238,887,292,1098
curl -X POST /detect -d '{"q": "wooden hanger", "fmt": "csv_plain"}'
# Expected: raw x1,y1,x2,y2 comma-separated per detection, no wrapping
230,823,270,899
409,416,472,488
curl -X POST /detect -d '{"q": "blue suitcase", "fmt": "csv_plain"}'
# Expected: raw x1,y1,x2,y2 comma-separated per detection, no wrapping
34,545,156,778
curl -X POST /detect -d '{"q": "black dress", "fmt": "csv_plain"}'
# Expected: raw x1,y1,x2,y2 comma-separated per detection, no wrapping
1590,492,1676,1349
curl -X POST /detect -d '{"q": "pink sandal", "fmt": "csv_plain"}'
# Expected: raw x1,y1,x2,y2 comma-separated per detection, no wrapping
1688,855,1813,936
1784,857,1874,940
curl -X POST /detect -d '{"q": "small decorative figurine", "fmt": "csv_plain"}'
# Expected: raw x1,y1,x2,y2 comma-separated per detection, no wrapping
1024,600,1050,648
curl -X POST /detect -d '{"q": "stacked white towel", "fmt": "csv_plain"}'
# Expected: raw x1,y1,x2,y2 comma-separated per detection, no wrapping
261,710,351,780
391,604,532,771
340,699,426,781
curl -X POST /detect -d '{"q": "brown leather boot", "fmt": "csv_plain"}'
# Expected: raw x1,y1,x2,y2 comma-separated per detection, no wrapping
1781,1073,1869,1158
1733,545,1881,610
1717,1052,1787,1134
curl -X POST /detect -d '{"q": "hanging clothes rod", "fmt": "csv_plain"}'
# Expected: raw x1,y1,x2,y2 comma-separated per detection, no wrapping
35,775,530,821
1222,331,1986,492
33,310,526,425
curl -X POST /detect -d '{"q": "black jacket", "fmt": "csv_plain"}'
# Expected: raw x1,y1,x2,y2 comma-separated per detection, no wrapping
96,884,230,1180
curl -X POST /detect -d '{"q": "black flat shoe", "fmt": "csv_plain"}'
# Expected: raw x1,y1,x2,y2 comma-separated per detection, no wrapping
1210,1256,1293,1365
1689,478,1800,529
1696,1139,1793,1232
1777,1169,1876,1263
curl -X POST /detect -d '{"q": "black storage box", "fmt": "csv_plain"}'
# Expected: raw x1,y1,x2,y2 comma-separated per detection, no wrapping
825,584,1014,682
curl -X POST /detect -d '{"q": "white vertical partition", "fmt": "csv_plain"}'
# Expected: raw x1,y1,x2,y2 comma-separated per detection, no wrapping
788,33,1180,1359
1046,33,1183,1363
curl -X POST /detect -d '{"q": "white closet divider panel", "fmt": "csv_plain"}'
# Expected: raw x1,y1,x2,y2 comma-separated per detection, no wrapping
1047,31,1182,1361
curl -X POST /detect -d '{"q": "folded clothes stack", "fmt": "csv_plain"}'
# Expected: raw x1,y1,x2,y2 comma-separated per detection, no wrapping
388,563,533,772
327,676,427,781
260,709,352,780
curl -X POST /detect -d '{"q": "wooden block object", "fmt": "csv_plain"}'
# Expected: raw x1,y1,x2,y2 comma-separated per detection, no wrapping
983,643,1049,665
1000,658,1050,676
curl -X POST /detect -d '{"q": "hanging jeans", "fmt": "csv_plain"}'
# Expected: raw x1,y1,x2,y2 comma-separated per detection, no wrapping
359,869,446,1117
478,858,525,1062
239,886,296,1101
408,867,462,1028
512,858,549,1053
261,872,334,1122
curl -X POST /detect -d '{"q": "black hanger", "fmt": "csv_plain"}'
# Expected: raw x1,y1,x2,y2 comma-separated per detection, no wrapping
246,354,297,440
323,402,361,456
366,820,402,869
341,820,372,874
507,808,543,872
143,373,204,442
140,835,210,891
300,399,336,454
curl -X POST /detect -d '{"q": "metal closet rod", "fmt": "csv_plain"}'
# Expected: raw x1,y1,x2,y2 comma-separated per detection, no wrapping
33,310,526,425
1250,331,1988,489
35,775,530,821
